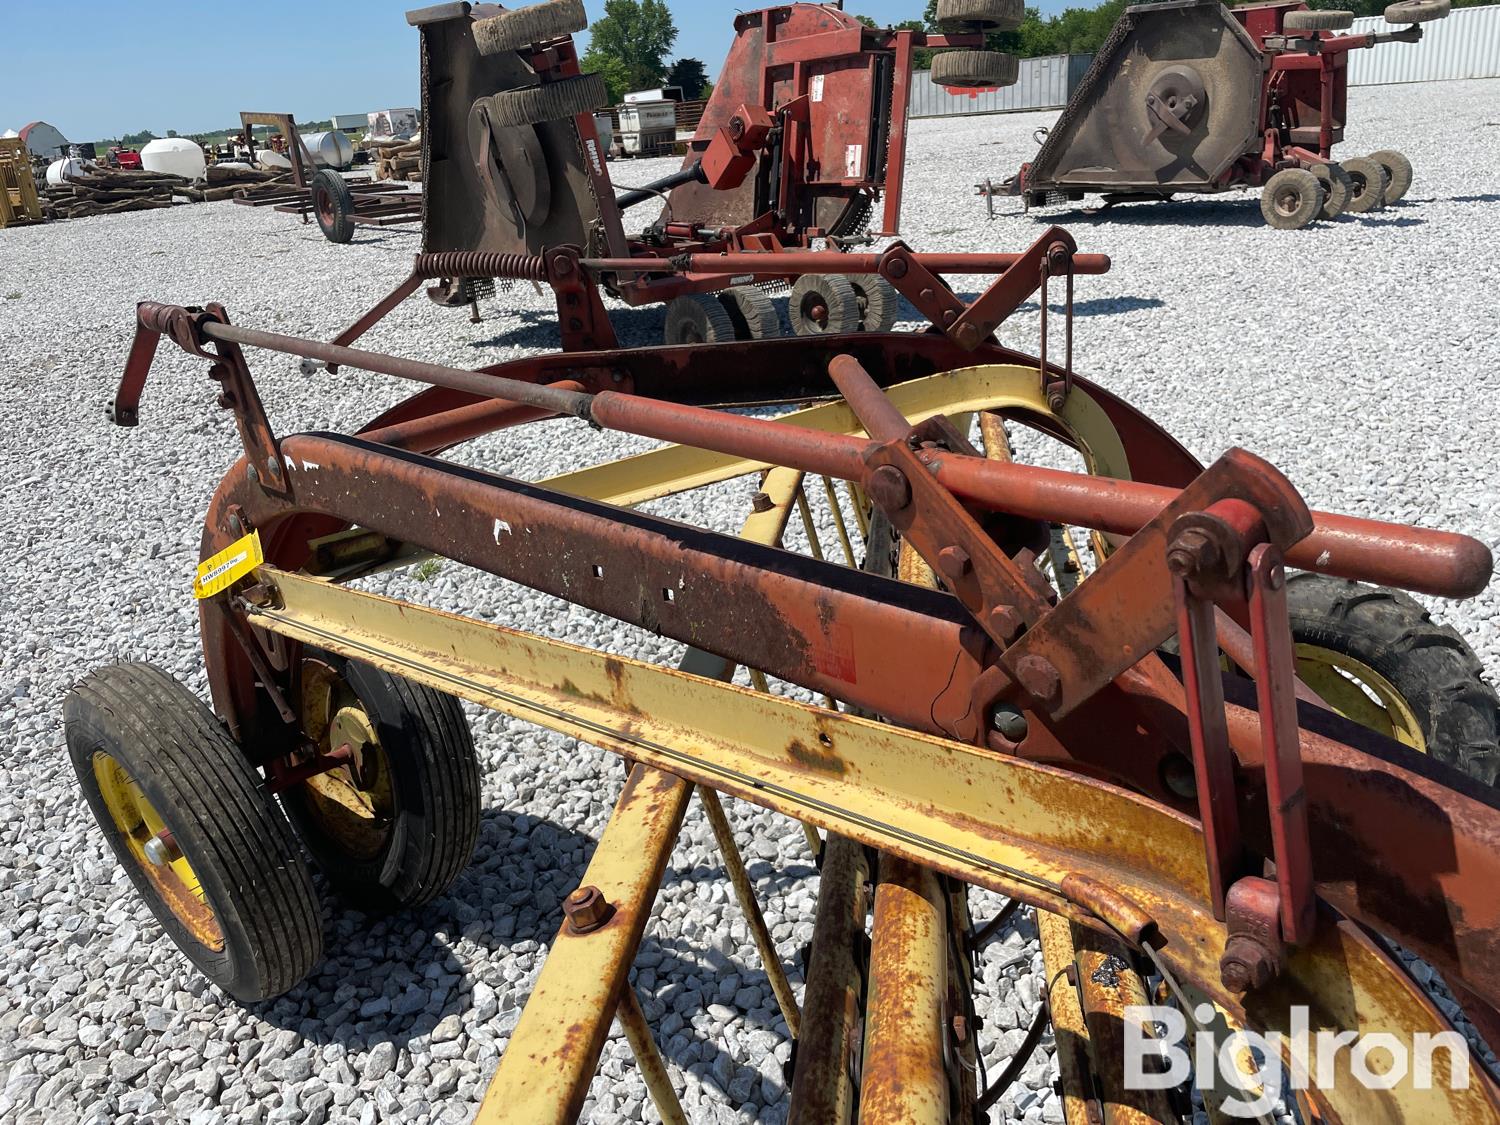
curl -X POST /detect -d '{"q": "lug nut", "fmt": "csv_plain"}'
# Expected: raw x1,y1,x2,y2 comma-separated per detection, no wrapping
563,885,612,934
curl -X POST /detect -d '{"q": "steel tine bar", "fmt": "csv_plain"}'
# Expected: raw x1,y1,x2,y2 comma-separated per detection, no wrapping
616,985,689,1125
699,789,803,1039
844,480,870,538
821,475,858,567
794,486,826,562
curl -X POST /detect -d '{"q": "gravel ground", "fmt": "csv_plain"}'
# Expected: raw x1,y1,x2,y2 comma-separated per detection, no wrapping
2,78,1498,1125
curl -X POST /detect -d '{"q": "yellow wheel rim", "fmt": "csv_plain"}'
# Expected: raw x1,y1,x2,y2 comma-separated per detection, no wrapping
92,753,224,950
298,660,394,859
1294,644,1427,753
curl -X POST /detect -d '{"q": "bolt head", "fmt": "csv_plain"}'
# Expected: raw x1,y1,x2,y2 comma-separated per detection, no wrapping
750,490,775,514
563,885,611,934
887,258,908,279
1220,936,1275,992
937,545,972,581
1167,527,1222,580
1015,654,1062,708
987,605,1024,642
866,465,912,513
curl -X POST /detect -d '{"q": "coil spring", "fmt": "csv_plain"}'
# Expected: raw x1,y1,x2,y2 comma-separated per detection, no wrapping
412,251,549,282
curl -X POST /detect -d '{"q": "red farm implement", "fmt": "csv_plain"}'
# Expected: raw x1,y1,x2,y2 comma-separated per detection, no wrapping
67,212,1500,1122
981,0,1450,228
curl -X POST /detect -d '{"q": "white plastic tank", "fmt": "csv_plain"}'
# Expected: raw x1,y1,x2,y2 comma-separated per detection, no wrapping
140,137,207,180
0,129,18,139
301,131,354,170
46,157,88,186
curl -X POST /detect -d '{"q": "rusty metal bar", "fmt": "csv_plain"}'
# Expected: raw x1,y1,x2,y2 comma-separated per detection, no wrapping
473,764,692,1124
861,854,950,1125
615,985,689,1125
174,317,1491,598
699,788,803,1040
1037,911,1094,1125
581,250,1113,277
360,381,585,452
1073,925,1176,1124
787,837,869,1125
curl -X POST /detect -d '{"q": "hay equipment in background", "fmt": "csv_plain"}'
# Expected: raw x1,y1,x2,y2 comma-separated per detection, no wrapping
980,0,1449,228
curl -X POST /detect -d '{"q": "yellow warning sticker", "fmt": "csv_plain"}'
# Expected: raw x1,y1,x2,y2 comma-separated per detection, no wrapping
193,531,265,600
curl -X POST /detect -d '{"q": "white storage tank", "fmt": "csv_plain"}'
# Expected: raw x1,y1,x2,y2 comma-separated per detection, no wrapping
140,137,207,180
46,157,89,186
301,131,354,170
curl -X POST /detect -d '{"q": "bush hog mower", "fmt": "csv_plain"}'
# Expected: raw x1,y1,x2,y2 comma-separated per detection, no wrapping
67,219,1500,1122
980,0,1449,229
404,0,1024,343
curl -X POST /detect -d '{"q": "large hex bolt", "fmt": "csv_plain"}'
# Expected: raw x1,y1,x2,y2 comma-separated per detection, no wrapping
937,546,972,582
1015,655,1062,709
563,885,612,935
1166,527,1223,581
1220,935,1277,993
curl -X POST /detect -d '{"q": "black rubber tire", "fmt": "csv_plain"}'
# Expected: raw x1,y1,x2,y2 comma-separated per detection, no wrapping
850,276,900,333
1369,149,1413,203
281,653,480,914
1385,0,1449,22
718,286,782,340
930,50,1021,89
1259,168,1322,229
1311,162,1353,220
789,274,862,336
1341,155,1389,213
311,169,355,244
1287,574,1500,785
1284,9,1355,30
65,663,322,1001
487,73,609,129
472,0,587,56
665,293,737,344
936,0,1025,32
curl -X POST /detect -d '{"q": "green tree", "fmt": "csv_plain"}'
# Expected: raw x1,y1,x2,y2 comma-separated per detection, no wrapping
581,0,677,103
120,129,158,146
666,57,710,99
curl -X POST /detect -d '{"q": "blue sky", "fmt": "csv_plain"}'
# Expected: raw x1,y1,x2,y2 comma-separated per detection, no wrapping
5,1,1071,142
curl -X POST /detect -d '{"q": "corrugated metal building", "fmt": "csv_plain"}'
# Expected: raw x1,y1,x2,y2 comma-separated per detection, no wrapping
1347,3,1500,85
910,53,1092,119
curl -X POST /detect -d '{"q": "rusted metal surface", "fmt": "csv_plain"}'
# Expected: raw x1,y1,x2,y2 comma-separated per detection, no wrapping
473,763,691,1124
1037,911,1095,1125
1073,926,1176,1124
787,836,869,1125
861,855,950,1125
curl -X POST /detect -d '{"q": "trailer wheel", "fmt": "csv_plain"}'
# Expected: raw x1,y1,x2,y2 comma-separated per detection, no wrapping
1385,0,1449,22
1259,168,1322,229
1284,9,1355,30
851,276,900,333
65,663,323,1001
936,0,1025,32
665,293,737,344
1341,156,1389,213
930,50,1021,89
1287,575,1500,784
1369,149,1413,203
311,169,355,244
472,0,587,56
487,73,609,129
790,274,862,336
1311,163,1353,220
281,653,480,914
719,286,782,340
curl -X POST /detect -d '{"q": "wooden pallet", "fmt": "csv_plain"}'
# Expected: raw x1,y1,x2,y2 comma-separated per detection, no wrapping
0,138,44,227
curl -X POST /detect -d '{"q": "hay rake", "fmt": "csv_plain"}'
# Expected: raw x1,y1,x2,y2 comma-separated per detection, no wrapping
66,225,1500,1124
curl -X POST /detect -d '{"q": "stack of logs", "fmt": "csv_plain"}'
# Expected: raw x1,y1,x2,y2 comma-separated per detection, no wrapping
40,164,295,220
369,138,422,183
